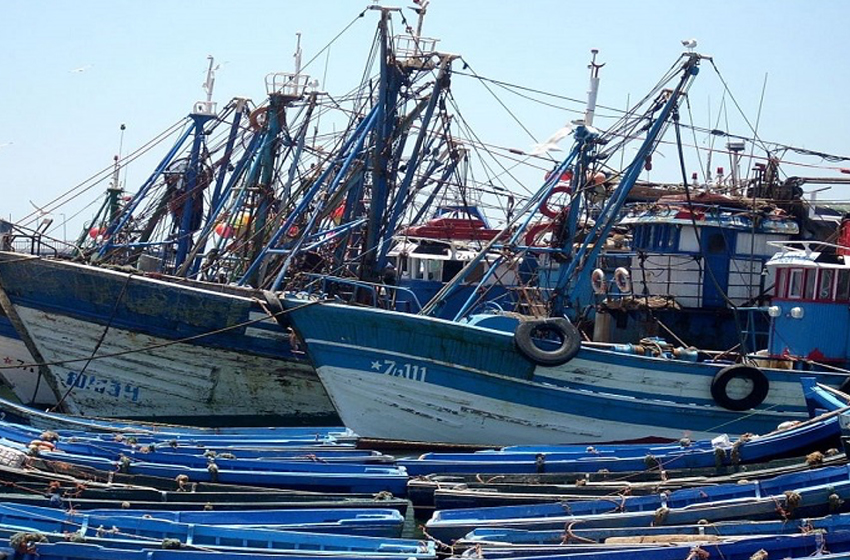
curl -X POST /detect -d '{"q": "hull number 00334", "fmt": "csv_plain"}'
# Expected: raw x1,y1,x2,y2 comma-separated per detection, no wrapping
371,359,427,382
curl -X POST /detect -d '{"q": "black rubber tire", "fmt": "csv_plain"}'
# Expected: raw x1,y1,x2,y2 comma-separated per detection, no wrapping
515,317,582,367
710,364,769,411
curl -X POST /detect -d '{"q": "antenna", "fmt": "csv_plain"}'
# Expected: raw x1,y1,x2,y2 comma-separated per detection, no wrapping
413,0,429,39
111,123,126,192
294,32,303,76
584,49,604,127
194,56,218,114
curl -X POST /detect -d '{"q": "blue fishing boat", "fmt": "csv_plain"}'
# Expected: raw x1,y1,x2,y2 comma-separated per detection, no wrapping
2,534,848,560
459,512,850,547
424,478,850,541
0,503,423,553
0,7,466,424
0,503,403,537
279,52,850,445
398,397,843,475
14,447,409,495
448,532,850,559
593,191,800,350
1,545,436,560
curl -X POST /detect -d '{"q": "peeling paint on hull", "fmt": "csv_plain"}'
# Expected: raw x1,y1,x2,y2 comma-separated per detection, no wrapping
0,253,336,425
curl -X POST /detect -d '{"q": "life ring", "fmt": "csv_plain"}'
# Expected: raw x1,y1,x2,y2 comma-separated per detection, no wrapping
710,364,769,411
515,317,581,367
249,107,269,131
540,186,571,219
613,267,631,293
591,268,607,294
524,222,553,246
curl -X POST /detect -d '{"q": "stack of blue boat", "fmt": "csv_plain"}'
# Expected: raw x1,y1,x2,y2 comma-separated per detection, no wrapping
0,397,438,560
391,379,850,560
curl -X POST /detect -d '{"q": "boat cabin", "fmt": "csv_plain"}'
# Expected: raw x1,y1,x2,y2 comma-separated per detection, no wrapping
385,206,520,317
765,239,850,366
616,198,797,308
592,197,798,349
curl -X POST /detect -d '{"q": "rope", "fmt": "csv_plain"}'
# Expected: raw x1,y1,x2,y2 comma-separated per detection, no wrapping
50,272,133,411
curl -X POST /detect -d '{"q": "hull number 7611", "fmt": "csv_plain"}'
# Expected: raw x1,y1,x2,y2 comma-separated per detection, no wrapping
370,359,427,382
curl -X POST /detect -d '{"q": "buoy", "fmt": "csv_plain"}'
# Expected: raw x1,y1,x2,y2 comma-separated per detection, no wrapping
613,267,631,293
591,268,607,294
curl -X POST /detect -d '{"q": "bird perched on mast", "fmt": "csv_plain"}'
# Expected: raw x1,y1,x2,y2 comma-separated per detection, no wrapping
681,38,698,51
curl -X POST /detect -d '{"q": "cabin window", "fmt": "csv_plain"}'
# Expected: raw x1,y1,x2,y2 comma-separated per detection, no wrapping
647,226,656,249
774,268,786,298
706,232,727,255
804,269,816,300
425,259,441,281
838,270,850,301
633,225,679,251
442,260,463,282
787,269,803,299
818,269,835,300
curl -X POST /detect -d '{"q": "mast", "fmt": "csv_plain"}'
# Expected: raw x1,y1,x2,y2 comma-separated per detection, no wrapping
584,49,604,127
358,6,403,283
549,53,704,317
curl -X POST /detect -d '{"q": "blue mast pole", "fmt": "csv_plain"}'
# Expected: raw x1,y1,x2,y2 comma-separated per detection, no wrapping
95,123,195,261
359,7,402,282
375,55,453,273
174,112,214,268
238,104,380,286
550,53,702,317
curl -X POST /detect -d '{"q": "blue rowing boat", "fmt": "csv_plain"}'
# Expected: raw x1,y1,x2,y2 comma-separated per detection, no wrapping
399,396,843,475
0,502,405,538
424,461,850,541
1,531,846,560
0,503,430,556
459,512,850,546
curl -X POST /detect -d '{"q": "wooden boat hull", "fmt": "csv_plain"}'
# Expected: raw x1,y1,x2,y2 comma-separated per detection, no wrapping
0,310,55,405
282,298,848,445
0,253,335,425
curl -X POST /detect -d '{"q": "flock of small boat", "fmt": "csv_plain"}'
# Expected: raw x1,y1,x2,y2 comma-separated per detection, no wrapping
0,380,842,560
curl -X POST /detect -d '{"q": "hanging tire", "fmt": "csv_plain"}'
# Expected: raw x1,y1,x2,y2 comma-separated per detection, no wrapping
710,364,769,411
515,318,581,367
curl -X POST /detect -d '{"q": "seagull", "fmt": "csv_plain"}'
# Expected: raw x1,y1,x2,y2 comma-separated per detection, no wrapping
530,124,575,156
0,142,12,150
70,64,92,73
681,38,698,51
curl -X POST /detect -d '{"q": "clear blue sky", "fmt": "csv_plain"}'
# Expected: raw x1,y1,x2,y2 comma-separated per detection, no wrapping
2,1,848,238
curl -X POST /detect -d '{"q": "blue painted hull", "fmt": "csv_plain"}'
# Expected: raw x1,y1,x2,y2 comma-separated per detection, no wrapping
462,513,850,545
0,503,413,547
0,253,335,425
398,410,840,475
425,476,850,541
4,534,848,560
282,298,848,445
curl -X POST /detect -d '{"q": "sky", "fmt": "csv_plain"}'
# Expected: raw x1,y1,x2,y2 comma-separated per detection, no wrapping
1,1,849,240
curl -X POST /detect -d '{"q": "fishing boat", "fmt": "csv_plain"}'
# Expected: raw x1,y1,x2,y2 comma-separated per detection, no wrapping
0,73,334,424
0,503,424,554
279,52,850,446
18,504,405,537
458,513,850,547
423,470,850,541
594,188,799,350
2,534,847,560
0,5,497,424
397,390,842,476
